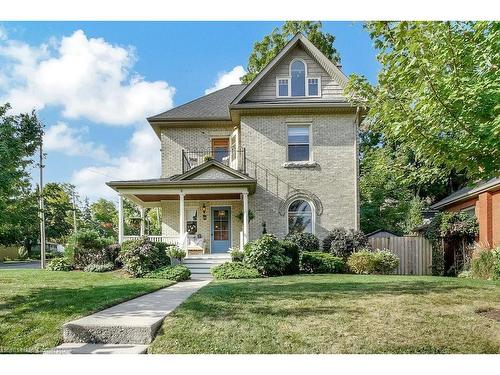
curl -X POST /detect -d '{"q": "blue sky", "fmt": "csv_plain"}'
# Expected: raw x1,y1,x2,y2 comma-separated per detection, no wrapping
0,21,379,201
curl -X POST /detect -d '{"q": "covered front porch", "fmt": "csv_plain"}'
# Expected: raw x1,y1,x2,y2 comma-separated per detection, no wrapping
107,160,256,255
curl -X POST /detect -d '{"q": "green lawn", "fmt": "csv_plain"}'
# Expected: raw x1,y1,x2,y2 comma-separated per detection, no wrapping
149,274,500,354
0,270,174,353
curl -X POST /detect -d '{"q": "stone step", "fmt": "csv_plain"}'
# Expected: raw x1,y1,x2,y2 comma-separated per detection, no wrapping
46,343,149,354
184,258,230,265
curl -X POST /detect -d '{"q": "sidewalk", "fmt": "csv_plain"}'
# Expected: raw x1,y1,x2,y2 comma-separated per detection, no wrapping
47,279,210,354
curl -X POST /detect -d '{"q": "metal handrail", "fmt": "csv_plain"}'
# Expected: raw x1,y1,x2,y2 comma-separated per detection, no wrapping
181,148,246,173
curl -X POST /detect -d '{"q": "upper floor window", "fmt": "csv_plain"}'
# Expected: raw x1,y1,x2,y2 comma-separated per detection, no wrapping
287,125,310,161
276,59,321,98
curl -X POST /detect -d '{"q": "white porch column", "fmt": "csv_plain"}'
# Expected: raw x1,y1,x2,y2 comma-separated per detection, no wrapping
118,195,124,244
179,192,185,240
140,206,145,237
242,191,249,245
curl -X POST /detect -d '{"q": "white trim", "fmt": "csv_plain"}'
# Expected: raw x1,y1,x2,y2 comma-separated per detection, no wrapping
286,123,312,162
276,77,290,97
118,195,124,244
286,198,316,235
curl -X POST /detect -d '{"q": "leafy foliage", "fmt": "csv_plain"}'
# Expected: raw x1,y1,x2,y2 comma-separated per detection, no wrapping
0,104,43,250
166,246,186,262
83,262,115,273
243,234,290,276
301,252,345,274
284,232,320,252
64,229,114,269
145,265,191,281
211,262,260,280
471,246,500,280
118,238,170,277
347,250,399,274
229,248,245,262
47,257,73,271
241,21,340,83
280,240,301,275
323,227,370,258
346,21,500,182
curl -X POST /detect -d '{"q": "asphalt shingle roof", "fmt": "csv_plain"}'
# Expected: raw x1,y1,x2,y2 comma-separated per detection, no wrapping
148,84,246,121
431,177,500,209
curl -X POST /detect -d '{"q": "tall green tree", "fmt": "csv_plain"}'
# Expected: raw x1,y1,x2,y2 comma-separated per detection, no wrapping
346,21,500,182
0,103,43,247
43,183,74,241
241,21,341,83
90,198,118,238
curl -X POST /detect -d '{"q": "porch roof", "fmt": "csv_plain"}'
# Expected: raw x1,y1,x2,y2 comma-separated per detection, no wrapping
106,160,257,205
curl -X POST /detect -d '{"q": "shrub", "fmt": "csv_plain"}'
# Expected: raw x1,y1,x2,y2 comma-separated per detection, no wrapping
347,251,376,274
323,227,370,258
457,270,472,278
65,229,114,269
17,246,28,260
47,258,73,271
119,238,170,277
284,232,320,252
301,251,345,273
144,265,191,281
84,262,115,273
471,246,500,280
229,248,245,262
211,262,260,280
347,250,399,274
167,246,186,262
372,250,399,274
281,240,300,274
243,234,290,276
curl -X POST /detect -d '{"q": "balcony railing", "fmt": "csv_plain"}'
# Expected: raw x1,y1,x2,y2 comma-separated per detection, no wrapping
182,148,246,174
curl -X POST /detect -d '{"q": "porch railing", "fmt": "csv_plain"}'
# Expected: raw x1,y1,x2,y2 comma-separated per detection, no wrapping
182,148,246,174
123,235,178,245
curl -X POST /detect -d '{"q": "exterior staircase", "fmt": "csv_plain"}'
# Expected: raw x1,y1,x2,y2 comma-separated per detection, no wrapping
183,254,231,279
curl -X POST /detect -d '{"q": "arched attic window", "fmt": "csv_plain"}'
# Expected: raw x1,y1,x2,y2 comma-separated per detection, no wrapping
290,60,306,96
287,199,314,234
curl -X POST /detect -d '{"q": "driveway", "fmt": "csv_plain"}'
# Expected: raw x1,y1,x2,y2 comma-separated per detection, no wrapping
0,260,41,269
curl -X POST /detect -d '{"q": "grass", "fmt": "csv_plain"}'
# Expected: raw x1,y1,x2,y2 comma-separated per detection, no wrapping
149,274,500,354
0,270,174,353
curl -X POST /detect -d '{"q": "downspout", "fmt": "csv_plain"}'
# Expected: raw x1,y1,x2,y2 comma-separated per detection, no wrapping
354,106,361,231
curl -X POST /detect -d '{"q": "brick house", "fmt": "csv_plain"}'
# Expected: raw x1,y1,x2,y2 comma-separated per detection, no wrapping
431,178,500,248
107,33,360,259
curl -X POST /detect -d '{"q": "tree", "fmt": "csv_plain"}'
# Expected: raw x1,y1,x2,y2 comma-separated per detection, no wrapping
0,103,43,248
241,21,341,83
43,183,74,242
90,198,118,238
346,21,500,182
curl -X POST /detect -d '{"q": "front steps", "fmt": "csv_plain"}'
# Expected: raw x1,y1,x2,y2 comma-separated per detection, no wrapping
183,254,231,279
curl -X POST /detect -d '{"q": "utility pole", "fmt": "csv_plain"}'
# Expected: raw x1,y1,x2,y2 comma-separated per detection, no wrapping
39,138,46,269
72,191,78,233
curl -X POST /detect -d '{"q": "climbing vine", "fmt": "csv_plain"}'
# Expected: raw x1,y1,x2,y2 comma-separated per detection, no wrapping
424,211,479,275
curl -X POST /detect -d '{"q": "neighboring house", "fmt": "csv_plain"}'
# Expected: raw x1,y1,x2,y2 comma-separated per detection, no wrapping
107,33,361,255
431,177,500,248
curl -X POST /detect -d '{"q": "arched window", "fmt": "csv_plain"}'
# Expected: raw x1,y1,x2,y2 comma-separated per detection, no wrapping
290,60,306,96
288,199,313,234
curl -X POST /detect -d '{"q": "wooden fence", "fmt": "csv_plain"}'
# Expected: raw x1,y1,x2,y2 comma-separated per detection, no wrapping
368,236,433,275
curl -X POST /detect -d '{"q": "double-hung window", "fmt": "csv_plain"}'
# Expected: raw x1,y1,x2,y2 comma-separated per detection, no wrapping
308,78,319,96
278,79,289,97
287,125,310,161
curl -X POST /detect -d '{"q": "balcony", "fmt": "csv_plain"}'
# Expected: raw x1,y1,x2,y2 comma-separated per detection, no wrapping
182,148,246,174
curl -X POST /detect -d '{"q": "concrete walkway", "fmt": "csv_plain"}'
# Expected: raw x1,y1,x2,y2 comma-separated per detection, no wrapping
47,279,210,354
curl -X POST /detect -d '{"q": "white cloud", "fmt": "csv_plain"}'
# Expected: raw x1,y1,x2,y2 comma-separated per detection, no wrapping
44,122,109,161
0,26,7,41
0,29,175,125
71,124,161,200
204,65,246,95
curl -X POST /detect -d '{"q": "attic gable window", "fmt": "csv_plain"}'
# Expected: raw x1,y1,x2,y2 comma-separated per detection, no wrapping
276,59,321,98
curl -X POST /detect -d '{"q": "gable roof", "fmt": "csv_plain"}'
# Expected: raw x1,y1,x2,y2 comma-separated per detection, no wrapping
431,177,500,209
148,84,246,122
231,33,350,106
171,159,253,181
